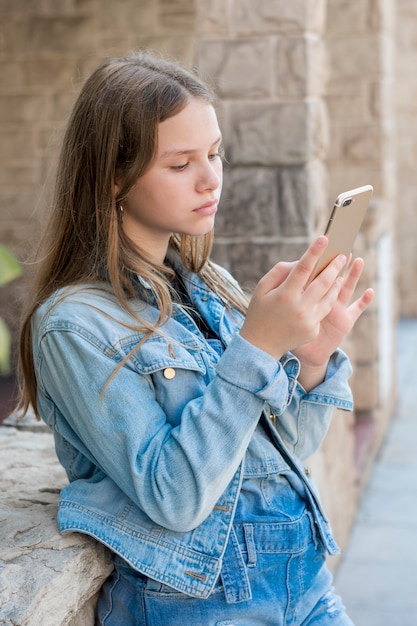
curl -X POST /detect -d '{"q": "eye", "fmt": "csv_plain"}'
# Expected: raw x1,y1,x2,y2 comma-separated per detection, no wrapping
171,162,189,171
209,145,224,161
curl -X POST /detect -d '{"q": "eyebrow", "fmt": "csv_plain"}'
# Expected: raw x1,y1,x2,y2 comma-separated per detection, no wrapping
159,135,222,159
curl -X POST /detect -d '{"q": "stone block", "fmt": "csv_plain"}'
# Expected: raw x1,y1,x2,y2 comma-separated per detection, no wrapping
229,100,328,166
39,125,64,153
233,0,326,35
396,12,417,53
353,311,379,362
0,61,26,89
0,164,40,187
326,0,369,35
345,125,385,164
0,191,44,222
0,0,93,16
328,124,384,166
326,75,370,98
159,0,195,30
211,240,280,287
399,254,417,316
48,92,78,122
133,35,196,66
327,33,383,77
0,129,38,161
11,15,98,55
326,91,371,124
352,362,379,410
276,166,316,236
396,81,417,114
275,34,328,97
198,39,272,98
216,166,279,236
0,422,113,626
98,0,157,34
0,95,51,124
360,197,390,245
196,0,231,34
25,58,77,90
397,132,417,174
369,0,397,34
217,162,326,239
1,505,112,626
267,240,311,266
303,157,329,227
327,167,384,205
211,239,309,287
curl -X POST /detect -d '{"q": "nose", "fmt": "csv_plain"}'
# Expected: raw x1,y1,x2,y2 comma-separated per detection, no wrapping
196,160,222,193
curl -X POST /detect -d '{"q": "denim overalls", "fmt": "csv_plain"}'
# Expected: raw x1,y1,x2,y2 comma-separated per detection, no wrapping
33,255,355,625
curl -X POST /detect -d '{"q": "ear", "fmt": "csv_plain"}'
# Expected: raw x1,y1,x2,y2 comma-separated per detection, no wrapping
113,180,121,202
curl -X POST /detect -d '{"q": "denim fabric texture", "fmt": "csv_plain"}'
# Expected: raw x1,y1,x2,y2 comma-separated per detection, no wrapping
96,514,355,625
32,254,355,619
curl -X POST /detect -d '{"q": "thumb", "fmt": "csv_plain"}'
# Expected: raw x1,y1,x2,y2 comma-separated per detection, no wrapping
257,261,297,295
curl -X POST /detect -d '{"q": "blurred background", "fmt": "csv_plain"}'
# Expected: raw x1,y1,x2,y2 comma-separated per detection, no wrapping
1,0,416,562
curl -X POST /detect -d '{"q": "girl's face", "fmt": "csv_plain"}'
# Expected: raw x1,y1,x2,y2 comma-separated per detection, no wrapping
121,98,223,263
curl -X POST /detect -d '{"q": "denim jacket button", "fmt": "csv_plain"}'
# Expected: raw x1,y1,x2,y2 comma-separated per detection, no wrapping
163,367,176,379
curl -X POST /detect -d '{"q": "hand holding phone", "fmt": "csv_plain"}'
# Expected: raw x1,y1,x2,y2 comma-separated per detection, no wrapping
308,184,373,283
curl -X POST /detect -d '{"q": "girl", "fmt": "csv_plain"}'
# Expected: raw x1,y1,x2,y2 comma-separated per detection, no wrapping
19,51,373,625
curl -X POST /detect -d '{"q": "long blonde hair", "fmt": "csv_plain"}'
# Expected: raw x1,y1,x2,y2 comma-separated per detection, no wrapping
18,50,248,418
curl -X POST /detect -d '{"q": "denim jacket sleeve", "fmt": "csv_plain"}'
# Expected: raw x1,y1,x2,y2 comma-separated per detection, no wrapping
271,349,354,460
35,302,295,534
219,334,354,461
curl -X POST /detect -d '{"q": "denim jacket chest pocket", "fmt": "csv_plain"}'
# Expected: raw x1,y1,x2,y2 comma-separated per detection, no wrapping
127,334,216,428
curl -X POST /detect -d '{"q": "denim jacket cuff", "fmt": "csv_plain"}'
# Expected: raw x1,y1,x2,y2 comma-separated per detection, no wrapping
216,334,298,413
297,348,354,411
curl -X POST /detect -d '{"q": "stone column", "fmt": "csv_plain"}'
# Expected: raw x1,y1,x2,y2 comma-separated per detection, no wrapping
196,0,329,286
326,0,397,462
395,0,417,317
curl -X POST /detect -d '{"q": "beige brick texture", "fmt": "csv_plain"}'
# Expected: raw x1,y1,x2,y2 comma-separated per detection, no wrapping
395,0,417,316
326,0,397,443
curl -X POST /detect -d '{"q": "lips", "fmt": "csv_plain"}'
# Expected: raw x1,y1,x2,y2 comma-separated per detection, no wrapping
194,200,218,215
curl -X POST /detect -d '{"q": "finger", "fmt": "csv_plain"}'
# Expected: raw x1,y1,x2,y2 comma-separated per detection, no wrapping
287,236,329,289
338,258,365,305
303,252,347,300
320,274,344,316
347,287,374,323
256,260,297,295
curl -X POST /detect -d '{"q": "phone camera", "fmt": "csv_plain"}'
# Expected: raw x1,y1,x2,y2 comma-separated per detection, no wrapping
342,198,353,207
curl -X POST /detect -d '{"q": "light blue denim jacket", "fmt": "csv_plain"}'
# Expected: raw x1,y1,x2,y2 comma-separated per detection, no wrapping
33,257,354,600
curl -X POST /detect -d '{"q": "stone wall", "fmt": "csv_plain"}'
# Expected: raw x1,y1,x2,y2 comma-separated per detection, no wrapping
200,1,329,284
395,0,417,317
0,0,413,622
326,0,397,468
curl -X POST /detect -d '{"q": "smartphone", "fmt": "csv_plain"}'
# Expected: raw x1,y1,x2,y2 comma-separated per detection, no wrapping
308,184,373,282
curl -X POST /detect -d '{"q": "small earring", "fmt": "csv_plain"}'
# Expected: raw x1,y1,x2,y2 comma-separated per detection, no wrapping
118,204,124,224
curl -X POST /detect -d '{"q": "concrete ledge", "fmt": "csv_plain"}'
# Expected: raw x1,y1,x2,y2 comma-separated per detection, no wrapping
0,415,113,626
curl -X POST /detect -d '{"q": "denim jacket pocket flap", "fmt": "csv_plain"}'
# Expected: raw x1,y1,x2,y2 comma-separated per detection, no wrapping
129,335,206,376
